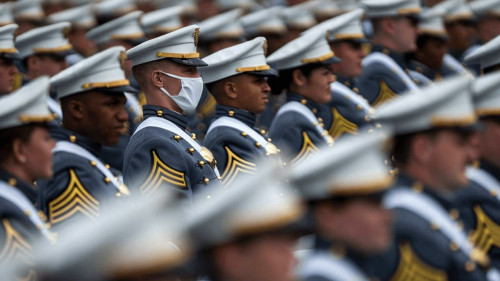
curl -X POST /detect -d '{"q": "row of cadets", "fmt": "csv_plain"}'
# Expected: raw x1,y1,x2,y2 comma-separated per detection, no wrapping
36,46,134,230
0,77,57,281
303,8,375,140
7,159,304,281
200,37,281,186
456,32,500,273
123,25,222,201
364,75,490,280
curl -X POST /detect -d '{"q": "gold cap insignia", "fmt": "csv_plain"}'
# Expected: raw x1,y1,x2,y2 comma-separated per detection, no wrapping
193,28,200,47
119,51,127,69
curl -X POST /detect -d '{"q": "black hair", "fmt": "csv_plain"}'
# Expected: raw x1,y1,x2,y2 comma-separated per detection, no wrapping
267,63,326,95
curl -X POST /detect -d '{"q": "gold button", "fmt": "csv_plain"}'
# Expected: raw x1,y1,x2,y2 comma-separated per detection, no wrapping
228,110,235,117
450,242,459,251
312,108,318,114
353,87,359,93
174,135,181,141
412,182,424,193
449,209,459,220
191,133,197,140
116,192,122,197
8,178,16,186
188,148,195,155
300,99,307,105
317,117,323,123
24,210,30,216
344,81,351,87
37,224,43,230
364,115,371,122
320,123,325,128
105,164,110,169
104,177,111,184
356,105,363,111
203,178,210,184
217,176,222,181
321,131,328,136
198,160,205,167
375,123,382,128
69,135,76,143
465,261,476,272
267,138,272,142
430,222,439,230
382,49,390,55
313,122,318,126
260,129,266,135
255,142,261,148
157,110,163,117
241,132,248,137
90,161,97,167
491,189,498,197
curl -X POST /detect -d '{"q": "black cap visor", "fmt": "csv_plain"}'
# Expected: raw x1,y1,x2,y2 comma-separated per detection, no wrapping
169,57,208,67
246,68,278,77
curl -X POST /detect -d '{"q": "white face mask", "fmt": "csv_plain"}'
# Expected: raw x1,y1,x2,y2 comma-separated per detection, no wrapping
158,71,204,114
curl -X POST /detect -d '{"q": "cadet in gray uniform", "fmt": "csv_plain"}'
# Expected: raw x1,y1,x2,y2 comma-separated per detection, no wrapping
409,5,470,81
267,28,337,165
357,0,422,106
0,77,56,280
123,25,221,201
0,24,19,95
304,8,374,140
37,47,133,230
15,22,74,120
201,37,280,186
188,166,304,281
292,130,393,281
364,76,489,281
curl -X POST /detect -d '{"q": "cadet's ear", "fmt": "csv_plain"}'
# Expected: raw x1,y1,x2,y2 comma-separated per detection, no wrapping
380,17,395,35
292,69,306,87
11,138,27,164
411,134,432,165
151,70,165,88
26,56,40,71
223,81,238,99
64,99,85,120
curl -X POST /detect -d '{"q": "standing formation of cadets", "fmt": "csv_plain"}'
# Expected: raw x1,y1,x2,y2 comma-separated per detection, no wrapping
6,0,500,280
